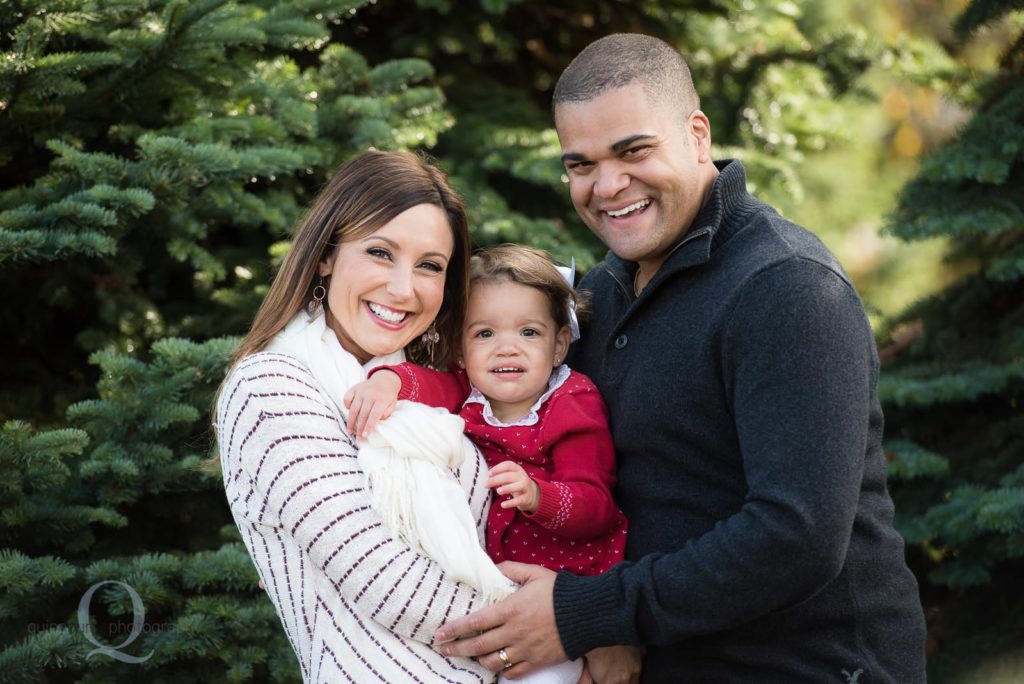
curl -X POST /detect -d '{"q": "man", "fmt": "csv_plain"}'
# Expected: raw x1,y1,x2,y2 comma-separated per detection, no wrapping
436,33,926,683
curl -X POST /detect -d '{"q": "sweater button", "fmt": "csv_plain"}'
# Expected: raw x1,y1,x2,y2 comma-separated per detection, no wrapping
614,334,628,349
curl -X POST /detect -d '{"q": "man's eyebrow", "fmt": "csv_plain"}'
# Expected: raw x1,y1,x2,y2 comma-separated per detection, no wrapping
611,134,656,152
561,134,657,163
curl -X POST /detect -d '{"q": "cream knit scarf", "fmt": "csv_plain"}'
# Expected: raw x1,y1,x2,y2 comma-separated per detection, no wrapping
267,311,516,604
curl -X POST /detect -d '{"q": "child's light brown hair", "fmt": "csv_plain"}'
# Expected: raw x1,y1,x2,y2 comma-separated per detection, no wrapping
469,244,589,333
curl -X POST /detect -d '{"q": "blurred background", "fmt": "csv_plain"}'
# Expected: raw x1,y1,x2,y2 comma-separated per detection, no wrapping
1,0,1021,681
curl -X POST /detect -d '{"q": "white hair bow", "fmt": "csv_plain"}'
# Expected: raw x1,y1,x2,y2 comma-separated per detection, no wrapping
555,257,581,343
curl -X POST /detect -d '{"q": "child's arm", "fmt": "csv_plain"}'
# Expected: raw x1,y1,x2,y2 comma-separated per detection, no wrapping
527,390,621,538
343,362,472,439
343,370,402,440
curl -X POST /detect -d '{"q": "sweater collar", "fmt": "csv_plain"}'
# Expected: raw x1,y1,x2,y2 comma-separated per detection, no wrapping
603,159,757,291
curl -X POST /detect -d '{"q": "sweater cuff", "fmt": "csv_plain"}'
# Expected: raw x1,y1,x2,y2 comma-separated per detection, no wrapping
553,569,626,659
368,364,419,401
529,479,568,529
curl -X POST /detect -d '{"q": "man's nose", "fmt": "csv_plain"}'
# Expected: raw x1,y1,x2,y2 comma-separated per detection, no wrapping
593,163,629,198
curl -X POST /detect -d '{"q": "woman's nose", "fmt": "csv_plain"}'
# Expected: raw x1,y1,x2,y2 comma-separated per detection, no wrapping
385,266,414,299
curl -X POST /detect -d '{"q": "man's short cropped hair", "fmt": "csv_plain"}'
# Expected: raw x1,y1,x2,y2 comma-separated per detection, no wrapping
553,33,699,118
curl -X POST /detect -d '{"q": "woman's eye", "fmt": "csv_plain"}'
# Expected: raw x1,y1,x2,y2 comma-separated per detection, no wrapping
367,247,392,260
419,260,444,273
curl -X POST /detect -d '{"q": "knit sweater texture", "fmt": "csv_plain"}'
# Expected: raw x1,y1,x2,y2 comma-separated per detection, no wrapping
381,362,628,576
555,160,927,683
218,352,496,683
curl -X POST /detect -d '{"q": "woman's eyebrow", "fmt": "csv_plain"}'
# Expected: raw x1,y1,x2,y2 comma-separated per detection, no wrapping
361,235,449,261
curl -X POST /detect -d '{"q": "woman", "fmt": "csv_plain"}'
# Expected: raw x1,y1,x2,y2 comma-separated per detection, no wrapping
215,151,495,683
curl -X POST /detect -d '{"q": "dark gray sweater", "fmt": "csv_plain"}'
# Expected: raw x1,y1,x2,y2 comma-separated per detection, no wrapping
556,160,926,682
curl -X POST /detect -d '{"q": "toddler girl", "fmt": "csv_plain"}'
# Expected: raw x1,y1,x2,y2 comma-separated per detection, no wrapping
346,245,627,680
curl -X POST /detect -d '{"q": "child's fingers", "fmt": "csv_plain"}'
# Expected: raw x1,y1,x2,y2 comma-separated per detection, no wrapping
346,396,363,435
487,460,522,476
493,477,530,497
486,471,522,490
351,402,369,439
342,387,354,408
361,403,386,440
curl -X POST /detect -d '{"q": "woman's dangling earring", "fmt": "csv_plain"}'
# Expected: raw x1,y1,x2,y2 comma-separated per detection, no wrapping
312,277,326,312
421,324,440,365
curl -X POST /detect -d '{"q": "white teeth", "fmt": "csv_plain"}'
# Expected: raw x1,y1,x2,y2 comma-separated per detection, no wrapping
493,367,522,373
367,302,406,323
606,199,651,217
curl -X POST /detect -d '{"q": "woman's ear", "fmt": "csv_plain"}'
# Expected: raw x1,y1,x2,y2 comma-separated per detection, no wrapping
554,326,571,366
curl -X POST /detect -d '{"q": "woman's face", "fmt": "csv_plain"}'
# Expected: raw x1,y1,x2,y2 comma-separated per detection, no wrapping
318,203,454,363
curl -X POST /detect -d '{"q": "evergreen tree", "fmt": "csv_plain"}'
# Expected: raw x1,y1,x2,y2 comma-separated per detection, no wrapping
1,1,451,680
0,0,923,680
880,1,1024,679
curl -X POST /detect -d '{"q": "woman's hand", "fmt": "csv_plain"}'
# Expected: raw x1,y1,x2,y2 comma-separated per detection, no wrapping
487,461,540,513
584,645,643,684
343,370,402,440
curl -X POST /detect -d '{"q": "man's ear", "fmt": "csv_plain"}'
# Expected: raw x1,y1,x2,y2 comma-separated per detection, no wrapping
689,110,712,163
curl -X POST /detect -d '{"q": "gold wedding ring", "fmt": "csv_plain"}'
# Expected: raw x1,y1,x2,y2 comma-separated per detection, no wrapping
498,648,512,670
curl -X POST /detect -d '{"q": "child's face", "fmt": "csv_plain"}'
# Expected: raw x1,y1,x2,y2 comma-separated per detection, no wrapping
461,280,570,423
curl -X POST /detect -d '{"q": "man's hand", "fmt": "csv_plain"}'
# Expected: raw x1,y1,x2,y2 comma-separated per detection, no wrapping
487,461,540,513
585,645,643,684
342,370,402,439
435,562,566,678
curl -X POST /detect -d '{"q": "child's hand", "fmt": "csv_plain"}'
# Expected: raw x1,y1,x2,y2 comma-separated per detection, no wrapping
343,370,402,440
486,461,540,513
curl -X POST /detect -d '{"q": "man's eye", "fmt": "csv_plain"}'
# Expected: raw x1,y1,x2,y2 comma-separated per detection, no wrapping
623,146,649,157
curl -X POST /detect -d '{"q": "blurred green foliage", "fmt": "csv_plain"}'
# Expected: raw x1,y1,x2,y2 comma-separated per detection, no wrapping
880,1,1024,680
0,0,1008,680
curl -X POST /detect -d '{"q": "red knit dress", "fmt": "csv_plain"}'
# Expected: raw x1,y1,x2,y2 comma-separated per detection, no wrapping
376,363,628,576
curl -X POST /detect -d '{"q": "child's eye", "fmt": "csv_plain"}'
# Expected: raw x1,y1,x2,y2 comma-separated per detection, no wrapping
475,330,494,339
367,246,392,260
522,328,540,337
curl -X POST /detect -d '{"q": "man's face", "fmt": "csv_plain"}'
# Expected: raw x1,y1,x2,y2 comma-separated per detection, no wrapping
555,83,713,278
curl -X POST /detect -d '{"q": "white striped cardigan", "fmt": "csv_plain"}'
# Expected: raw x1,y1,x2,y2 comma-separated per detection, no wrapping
217,351,497,683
